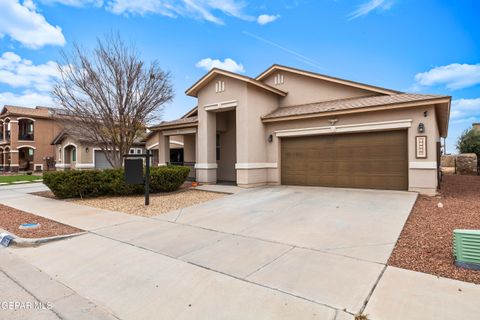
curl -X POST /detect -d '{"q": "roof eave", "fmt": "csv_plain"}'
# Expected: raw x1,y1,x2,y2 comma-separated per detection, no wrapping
185,68,287,97
149,121,198,131
256,64,401,95
261,97,452,123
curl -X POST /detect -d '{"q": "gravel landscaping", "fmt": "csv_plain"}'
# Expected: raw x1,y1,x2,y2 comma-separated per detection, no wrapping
0,204,82,239
71,189,225,217
389,174,480,284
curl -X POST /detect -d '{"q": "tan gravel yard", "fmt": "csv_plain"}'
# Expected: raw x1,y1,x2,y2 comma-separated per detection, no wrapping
71,189,225,217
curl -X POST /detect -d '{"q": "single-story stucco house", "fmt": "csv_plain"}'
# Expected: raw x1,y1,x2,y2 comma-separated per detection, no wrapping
52,129,146,170
148,64,451,195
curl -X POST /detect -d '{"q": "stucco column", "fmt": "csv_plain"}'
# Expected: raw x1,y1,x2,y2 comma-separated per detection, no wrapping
183,133,196,180
196,110,217,183
183,134,196,163
157,132,169,166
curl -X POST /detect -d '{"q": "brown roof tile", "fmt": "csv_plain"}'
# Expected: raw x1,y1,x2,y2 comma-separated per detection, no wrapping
1,105,53,118
149,116,198,129
262,93,450,120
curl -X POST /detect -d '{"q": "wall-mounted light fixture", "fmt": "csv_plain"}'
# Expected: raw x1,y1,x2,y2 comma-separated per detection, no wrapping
85,147,89,153
267,134,273,143
418,122,425,133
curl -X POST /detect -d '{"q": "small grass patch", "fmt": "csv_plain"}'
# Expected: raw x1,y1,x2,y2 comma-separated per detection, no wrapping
0,174,42,184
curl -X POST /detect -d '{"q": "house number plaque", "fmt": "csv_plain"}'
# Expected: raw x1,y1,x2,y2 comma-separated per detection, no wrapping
416,136,427,159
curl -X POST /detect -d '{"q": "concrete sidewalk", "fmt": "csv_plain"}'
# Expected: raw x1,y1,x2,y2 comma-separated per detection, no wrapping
1,184,479,319
0,249,117,320
0,187,142,231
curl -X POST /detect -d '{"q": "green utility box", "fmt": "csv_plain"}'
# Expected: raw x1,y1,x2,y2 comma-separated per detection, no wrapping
453,229,480,271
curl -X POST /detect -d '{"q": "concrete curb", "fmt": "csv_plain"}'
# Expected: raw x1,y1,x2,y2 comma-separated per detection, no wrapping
0,228,87,247
0,180,43,187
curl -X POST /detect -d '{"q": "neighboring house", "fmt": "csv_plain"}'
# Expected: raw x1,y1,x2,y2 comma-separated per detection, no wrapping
52,129,146,170
148,64,451,195
0,106,62,172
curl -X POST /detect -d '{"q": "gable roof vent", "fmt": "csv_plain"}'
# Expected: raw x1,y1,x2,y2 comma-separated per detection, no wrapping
454,229,480,270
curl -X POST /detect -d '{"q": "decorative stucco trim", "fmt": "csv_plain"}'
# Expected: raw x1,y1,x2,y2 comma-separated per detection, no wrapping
75,163,95,169
17,117,36,122
195,163,218,169
275,119,413,137
16,145,36,150
170,140,184,146
147,142,159,150
204,100,238,112
163,127,197,136
235,163,278,169
409,162,437,169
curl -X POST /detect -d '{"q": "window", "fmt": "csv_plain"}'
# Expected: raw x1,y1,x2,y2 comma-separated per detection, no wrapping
216,133,220,161
215,80,225,93
71,149,76,162
129,149,135,154
136,149,142,154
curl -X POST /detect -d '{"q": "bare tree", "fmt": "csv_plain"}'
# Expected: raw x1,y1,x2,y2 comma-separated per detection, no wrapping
53,34,173,168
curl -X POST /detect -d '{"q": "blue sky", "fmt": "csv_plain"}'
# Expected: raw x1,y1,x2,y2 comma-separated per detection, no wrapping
0,0,479,152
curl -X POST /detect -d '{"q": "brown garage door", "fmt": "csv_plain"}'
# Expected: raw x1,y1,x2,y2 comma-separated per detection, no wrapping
281,130,408,190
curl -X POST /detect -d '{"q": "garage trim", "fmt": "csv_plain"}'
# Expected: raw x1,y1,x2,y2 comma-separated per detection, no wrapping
275,119,412,137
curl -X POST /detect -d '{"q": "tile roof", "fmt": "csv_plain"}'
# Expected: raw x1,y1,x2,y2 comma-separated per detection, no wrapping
262,93,450,120
150,116,198,129
1,105,54,118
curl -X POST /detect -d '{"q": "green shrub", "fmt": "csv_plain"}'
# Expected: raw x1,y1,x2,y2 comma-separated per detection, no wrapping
150,165,190,192
43,165,190,199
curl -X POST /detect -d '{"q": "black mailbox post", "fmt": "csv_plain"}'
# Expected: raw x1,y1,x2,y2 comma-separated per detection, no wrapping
124,150,152,205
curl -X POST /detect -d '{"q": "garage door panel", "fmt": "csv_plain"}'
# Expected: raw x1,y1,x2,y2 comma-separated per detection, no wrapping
281,130,408,190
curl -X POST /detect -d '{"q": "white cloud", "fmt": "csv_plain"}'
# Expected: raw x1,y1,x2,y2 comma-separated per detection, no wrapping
257,14,280,25
414,63,480,91
348,0,393,20
0,91,53,108
107,0,253,24
195,58,245,73
0,52,60,92
0,0,66,49
39,0,104,7
450,98,480,119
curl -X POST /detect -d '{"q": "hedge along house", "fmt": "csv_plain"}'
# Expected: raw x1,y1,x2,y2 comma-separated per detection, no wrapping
0,106,63,172
52,129,146,170
149,65,451,195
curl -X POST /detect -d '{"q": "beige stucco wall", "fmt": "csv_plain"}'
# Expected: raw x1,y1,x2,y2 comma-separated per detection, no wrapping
261,70,379,107
55,136,92,170
196,75,247,183
264,105,440,194
188,69,443,194
216,110,236,181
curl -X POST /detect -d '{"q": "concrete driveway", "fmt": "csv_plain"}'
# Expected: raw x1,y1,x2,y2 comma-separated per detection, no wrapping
2,185,419,319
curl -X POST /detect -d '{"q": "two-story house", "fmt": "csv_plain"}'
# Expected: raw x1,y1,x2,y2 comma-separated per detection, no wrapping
0,106,63,172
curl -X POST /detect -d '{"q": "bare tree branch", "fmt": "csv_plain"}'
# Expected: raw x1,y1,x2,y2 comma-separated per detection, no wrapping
53,33,174,168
